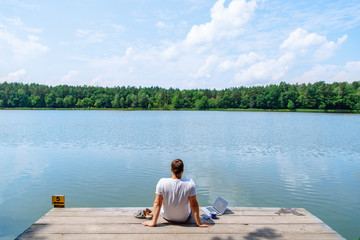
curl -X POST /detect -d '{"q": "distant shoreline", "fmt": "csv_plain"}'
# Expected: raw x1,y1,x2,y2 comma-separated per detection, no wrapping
1,81,360,111
1,107,359,114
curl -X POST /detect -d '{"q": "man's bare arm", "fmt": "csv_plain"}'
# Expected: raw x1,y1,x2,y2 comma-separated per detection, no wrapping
142,194,163,227
189,195,212,227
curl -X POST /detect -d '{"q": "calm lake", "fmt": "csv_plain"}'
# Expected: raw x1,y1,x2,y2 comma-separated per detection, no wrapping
0,110,359,239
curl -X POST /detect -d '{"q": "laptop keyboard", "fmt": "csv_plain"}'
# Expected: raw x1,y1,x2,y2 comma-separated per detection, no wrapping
206,207,219,213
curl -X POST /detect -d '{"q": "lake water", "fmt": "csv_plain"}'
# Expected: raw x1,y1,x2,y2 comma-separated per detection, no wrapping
0,110,359,239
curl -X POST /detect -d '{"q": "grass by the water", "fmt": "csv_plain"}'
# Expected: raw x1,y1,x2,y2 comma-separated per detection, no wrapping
1,107,360,113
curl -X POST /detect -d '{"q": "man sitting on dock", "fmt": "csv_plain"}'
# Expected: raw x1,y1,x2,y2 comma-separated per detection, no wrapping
142,159,211,227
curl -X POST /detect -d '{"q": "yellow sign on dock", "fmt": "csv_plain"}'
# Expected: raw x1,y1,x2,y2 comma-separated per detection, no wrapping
52,195,65,208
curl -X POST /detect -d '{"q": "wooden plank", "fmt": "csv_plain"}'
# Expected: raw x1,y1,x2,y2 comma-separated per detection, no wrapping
16,233,343,240
45,207,309,217
48,207,306,212
35,215,324,225
16,207,345,240
20,223,339,234
48,207,309,213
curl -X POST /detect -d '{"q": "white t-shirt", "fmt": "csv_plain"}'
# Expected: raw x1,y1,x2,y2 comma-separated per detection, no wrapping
155,178,197,222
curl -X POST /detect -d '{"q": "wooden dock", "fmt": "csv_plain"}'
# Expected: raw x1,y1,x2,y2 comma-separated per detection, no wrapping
16,207,344,240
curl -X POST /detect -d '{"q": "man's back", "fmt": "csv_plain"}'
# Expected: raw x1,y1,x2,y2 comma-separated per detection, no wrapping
156,178,196,222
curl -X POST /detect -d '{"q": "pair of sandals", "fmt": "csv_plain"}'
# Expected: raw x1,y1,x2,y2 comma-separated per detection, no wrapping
134,208,153,219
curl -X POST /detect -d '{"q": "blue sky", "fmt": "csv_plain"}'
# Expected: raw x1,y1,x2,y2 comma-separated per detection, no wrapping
0,0,359,89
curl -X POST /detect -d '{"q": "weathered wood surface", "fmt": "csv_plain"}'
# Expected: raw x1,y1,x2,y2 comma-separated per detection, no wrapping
16,207,344,240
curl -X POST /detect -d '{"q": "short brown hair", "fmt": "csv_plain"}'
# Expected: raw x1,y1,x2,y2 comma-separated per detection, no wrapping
171,159,184,176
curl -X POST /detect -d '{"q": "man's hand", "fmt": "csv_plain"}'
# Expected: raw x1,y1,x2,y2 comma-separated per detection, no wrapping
142,220,156,227
189,195,213,227
142,194,163,227
197,221,212,227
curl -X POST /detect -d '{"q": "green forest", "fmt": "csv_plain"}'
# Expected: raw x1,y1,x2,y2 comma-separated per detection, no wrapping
0,81,359,111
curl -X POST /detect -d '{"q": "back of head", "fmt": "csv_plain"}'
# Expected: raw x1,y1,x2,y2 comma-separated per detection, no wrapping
171,159,184,177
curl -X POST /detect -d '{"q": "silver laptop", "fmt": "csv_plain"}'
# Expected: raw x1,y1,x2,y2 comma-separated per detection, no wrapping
201,196,229,216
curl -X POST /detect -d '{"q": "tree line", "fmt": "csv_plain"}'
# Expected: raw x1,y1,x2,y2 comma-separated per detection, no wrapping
0,81,359,110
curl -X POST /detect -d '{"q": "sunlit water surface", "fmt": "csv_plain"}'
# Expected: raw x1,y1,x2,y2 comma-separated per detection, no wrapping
0,110,359,239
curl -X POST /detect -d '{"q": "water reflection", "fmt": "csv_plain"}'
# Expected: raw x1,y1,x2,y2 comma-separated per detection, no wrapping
0,145,48,204
0,111,359,240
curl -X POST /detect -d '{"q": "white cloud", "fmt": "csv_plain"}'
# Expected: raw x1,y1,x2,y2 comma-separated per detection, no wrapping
234,52,295,85
75,29,105,43
125,47,134,57
314,34,347,61
0,69,27,82
281,28,347,61
226,27,347,86
90,75,103,86
335,61,360,82
60,70,78,85
218,52,262,71
88,47,134,69
281,28,325,51
155,0,265,87
190,55,219,78
159,0,261,73
73,47,142,86
161,44,179,61
2,16,43,33
5,0,38,10
0,30,49,59
89,56,127,69
3,16,23,26
294,61,360,84
184,0,258,47
0,18,48,61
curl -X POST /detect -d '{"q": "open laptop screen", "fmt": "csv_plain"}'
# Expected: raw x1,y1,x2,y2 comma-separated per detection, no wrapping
213,196,229,213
